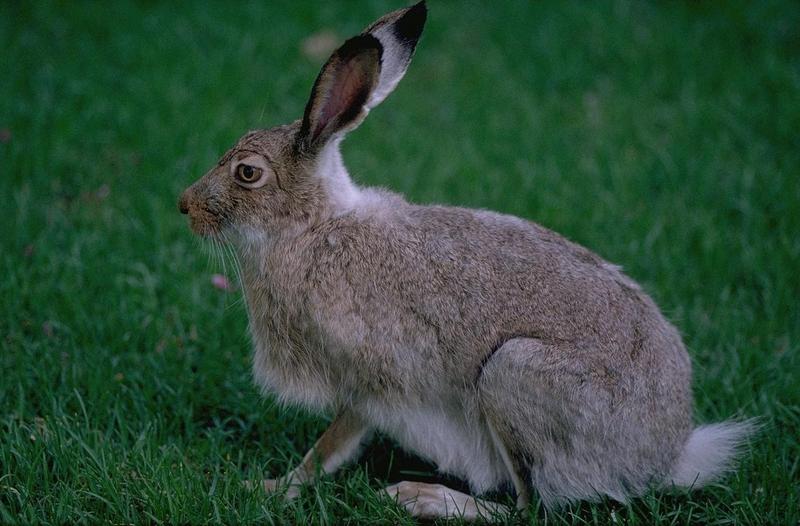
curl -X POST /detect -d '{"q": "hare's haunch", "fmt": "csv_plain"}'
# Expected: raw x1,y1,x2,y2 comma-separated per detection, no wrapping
179,2,754,520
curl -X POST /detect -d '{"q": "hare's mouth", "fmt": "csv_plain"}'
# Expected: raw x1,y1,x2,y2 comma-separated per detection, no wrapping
186,209,225,238
179,188,228,238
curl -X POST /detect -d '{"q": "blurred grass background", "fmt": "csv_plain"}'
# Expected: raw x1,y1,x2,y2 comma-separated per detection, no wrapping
1,0,798,523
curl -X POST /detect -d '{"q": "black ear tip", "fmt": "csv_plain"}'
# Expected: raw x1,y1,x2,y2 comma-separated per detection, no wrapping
395,1,428,44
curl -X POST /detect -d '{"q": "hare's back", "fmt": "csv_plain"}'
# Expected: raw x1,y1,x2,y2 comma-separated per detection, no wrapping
327,201,667,354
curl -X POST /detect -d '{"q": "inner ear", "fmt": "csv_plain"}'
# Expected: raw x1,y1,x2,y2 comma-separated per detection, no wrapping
299,34,382,152
316,52,376,140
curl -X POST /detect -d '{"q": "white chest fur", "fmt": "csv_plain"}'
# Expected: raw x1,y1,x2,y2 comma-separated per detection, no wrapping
358,396,509,493
250,326,337,411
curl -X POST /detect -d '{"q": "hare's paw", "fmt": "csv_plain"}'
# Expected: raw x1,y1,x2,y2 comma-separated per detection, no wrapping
383,481,509,522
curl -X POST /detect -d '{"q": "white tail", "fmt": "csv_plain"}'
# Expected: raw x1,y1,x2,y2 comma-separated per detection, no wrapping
667,420,758,488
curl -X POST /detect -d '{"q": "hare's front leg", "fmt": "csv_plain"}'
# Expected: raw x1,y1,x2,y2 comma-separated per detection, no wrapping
249,410,369,499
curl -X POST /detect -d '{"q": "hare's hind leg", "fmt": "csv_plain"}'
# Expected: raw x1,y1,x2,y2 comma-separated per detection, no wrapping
384,481,510,522
485,417,531,511
476,337,585,508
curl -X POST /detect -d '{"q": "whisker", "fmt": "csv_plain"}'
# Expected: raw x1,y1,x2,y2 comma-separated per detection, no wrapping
222,231,247,311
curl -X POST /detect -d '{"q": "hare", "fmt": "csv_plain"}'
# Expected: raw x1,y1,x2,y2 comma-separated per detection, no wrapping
179,2,754,521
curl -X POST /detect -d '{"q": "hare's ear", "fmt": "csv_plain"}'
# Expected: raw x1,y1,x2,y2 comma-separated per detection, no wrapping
297,2,427,153
363,1,427,110
297,34,382,152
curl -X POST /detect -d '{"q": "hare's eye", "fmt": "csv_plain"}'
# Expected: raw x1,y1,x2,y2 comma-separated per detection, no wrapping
231,156,271,189
236,164,262,183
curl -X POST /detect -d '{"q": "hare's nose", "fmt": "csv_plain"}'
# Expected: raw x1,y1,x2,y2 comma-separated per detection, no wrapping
178,191,190,214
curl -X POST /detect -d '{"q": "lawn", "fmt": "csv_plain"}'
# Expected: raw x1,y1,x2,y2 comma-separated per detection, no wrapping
1,0,798,524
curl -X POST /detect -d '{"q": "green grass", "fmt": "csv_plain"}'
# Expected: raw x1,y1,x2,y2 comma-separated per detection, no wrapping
2,0,799,523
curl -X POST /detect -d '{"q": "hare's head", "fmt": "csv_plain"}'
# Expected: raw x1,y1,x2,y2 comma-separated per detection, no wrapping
179,2,427,239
